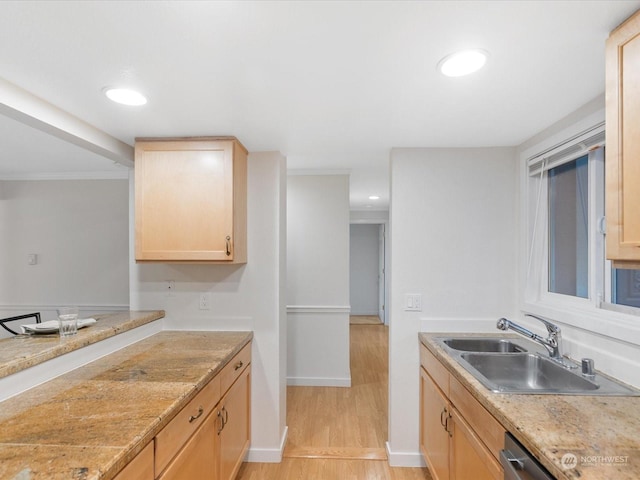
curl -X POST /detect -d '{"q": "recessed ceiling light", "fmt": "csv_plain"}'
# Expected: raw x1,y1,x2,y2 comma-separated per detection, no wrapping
438,49,488,77
103,87,147,106
368,195,380,200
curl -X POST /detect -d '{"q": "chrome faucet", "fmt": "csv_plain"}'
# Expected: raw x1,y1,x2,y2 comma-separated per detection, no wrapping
496,314,571,366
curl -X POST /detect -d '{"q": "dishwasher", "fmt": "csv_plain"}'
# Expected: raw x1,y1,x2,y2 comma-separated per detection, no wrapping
500,433,554,480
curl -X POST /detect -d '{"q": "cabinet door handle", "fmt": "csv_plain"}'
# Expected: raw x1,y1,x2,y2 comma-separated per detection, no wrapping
222,406,229,425
440,408,448,428
225,236,231,256
445,412,453,438
188,406,204,423
217,410,223,435
234,360,244,371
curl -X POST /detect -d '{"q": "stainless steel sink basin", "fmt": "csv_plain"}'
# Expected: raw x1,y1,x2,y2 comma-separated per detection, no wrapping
432,335,640,395
460,352,598,393
442,338,526,353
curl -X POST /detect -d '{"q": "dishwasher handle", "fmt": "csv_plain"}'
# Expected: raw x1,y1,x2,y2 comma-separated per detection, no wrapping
500,449,525,480
500,433,555,480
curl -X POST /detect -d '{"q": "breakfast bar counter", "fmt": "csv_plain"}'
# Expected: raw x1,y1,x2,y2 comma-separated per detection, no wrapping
0,310,165,379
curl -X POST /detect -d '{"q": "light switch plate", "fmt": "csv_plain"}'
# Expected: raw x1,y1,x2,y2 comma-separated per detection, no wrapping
404,294,422,312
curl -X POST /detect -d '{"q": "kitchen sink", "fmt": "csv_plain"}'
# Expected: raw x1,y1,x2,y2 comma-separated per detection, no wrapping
432,336,640,395
442,338,527,353
460,352,598,393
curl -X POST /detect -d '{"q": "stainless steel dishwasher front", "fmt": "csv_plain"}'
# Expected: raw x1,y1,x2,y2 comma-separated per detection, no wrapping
500,433,554,480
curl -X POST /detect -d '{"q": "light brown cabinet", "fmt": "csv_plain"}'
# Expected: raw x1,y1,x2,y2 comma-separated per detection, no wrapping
155,373,222,479
217,365,251,480
606,10,640,267
419,344,503,480
420,368,449,480
114,442,154,480
113,343,251,480
135,137,247,263
157,412,218,480
154,344,250,480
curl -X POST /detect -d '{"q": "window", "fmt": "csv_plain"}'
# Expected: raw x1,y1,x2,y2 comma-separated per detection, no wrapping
526,122,640,317
548,155,588,298
612,269,640,308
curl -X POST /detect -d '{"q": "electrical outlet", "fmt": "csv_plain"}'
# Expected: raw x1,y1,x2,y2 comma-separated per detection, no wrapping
199,293,211,310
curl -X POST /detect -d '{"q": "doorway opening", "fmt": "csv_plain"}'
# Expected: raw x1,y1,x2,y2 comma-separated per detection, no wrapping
349,222,387,325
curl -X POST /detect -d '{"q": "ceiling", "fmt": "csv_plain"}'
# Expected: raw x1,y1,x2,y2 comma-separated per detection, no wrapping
0,1,638,208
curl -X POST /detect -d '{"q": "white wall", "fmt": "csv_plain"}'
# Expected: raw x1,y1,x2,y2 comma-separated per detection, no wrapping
350,224,380,315
129,152,288,462
286,174,351,386
350,209,389,223
0,179,129,335
388,147,518,466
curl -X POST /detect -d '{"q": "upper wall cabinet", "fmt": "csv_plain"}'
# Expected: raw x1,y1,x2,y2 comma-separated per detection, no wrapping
606,10,640,268
135,137,247,263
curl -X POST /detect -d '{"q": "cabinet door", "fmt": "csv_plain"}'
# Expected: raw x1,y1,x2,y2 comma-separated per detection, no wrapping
114,442,154,480
157,411,217,480
450,409,502,480
420,367,450,480
135,139,245,262
218,366,251,480
606,10,640,265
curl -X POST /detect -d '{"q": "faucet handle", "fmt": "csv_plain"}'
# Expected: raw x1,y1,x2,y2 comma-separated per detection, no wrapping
525,313,560,334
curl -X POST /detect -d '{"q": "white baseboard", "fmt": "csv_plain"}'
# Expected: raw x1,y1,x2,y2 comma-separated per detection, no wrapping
287,376,351,387
385,442,426,468
245,426,288,463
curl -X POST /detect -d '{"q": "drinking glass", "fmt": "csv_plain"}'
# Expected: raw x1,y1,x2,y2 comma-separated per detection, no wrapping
57,306,79,337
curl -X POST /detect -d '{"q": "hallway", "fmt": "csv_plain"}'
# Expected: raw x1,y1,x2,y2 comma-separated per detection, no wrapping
236,324,432,479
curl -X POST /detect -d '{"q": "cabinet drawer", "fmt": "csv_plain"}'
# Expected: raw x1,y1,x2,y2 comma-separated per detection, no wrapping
449,375,504,461
220,342,251,394
420,343,449,396
155,375,221,475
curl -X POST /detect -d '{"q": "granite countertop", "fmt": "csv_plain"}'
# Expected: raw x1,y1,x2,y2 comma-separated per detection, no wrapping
0,310,165,379
0,330,253,480
419,333,640,480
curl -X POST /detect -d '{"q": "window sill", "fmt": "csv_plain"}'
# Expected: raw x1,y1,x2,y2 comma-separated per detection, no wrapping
522,299,640,347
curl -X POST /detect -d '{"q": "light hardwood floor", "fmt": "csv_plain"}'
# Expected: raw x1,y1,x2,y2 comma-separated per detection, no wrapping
350,314,383,325
236,324,432,480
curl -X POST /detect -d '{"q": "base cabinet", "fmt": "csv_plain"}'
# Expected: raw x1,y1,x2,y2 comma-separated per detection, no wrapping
450,409,502,480
218,366,251,480
114,442,154,480
420,344,503,480
158,412,217,480
420,368,449,480
113,343,251,480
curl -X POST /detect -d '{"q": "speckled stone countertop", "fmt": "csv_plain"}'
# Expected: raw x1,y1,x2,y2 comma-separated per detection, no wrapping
0,310,165,379
0,330,253,480
419,333,640,480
